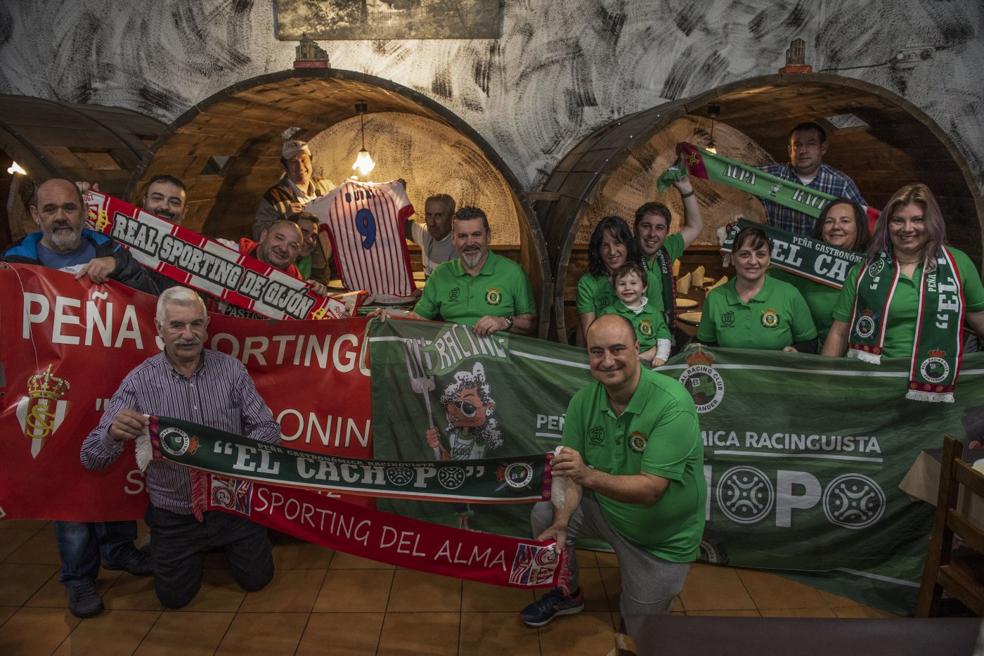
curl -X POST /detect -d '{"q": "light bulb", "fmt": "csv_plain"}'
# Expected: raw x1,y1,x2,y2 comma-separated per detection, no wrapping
7,161,27,175
352,149,375,177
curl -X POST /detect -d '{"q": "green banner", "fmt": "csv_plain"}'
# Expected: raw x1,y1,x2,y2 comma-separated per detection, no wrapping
722,219,864,288
148,415,551,503
370,319,984,614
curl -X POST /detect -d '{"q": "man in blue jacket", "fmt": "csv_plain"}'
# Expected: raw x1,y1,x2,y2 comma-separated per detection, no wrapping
3,178,157,618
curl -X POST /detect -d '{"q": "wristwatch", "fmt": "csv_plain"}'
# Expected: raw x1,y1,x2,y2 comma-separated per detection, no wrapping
503,316,514,330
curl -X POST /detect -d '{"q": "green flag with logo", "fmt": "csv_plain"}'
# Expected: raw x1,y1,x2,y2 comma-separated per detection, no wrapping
370,318,984,614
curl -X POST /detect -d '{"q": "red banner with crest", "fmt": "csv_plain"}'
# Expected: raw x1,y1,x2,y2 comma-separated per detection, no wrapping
0,263,373,520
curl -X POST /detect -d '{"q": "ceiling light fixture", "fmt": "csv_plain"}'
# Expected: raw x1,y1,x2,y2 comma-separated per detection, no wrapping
706,105,720,154
352,102,375,178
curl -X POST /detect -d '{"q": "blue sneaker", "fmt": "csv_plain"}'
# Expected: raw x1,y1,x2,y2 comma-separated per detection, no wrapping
66,579,104,618
520,587,584,627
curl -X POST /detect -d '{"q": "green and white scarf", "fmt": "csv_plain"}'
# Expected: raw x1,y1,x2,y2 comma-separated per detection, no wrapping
848,247,965,402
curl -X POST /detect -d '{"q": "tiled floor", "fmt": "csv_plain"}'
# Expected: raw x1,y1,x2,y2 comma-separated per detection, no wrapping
0,520,892,655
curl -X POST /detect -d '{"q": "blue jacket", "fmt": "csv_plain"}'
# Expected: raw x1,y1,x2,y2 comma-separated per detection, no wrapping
3,229,159,295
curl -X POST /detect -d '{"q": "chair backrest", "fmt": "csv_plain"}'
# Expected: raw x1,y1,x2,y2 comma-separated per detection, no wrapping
915,435,984,616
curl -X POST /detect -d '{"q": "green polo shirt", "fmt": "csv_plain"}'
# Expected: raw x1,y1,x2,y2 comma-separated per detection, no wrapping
643,232,686,313
414,251,535,326
600,298,671,350
697,275,817,350
770,269,839,344
832,247,984,358
576,273,617,316
562,368,705,562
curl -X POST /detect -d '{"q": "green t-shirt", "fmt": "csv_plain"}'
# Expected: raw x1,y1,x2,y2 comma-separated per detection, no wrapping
697,275,817,350
576,273,617,317
562,368,706,562
600,298,671,350
769,269,839,344
643,232,687,313
832,247,984,359
413,252,536,326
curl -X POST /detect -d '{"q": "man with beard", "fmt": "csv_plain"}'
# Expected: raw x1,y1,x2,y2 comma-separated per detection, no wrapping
82,287,280,609
141,175,188,225
634,173,703,347
411,206,535,336
519,315,704,648
2,178,157,618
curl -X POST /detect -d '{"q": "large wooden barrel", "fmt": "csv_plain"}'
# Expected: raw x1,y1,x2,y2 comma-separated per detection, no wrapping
535,73,984,341
132,69,552,337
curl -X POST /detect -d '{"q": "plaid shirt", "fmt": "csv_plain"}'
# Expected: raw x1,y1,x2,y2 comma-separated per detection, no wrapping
758,163,866,235
81,350,280,515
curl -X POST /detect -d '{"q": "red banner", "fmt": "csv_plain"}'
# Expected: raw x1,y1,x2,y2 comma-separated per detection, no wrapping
205,475,569,591
0,263,373,520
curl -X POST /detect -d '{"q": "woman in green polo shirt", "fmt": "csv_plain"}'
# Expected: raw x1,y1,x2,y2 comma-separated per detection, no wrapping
769,198,870,345
697,226,817,352
575,216,641,341
822,184,984,384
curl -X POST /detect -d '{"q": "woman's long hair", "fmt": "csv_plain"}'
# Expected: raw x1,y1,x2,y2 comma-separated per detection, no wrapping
810,198,871,252
867,183,946,267
587,216,640,277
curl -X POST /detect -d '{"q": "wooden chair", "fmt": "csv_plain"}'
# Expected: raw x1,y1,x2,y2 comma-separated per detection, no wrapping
915,435,984,616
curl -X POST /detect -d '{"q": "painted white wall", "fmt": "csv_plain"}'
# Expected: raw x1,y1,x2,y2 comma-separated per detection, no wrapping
0,0,980,194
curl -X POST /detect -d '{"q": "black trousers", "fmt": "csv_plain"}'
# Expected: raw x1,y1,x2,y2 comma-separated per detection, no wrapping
145,506,274,609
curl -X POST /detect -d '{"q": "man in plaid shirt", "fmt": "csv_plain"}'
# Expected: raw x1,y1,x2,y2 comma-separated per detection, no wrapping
759,122,867,235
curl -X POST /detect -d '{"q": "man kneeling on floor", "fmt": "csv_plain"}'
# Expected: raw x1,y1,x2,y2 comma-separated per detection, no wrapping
82,286,281,608
520,315,706,644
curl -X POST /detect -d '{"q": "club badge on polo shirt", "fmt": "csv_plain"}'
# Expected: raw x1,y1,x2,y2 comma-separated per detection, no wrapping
639,319,654,337
761,309,779,328
486,288,502,305
721,311,735,328
447,287,460,302
629,431,647,453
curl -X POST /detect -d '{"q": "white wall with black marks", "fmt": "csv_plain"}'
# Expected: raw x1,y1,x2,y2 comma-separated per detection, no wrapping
0,0,980,193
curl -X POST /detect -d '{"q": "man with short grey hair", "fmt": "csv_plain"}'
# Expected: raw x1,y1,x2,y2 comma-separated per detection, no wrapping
82,286,281,609
405,193,457,276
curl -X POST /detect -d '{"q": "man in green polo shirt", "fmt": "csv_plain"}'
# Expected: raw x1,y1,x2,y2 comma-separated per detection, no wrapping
635,173,704,348
520,315,705,644
412,206,536,336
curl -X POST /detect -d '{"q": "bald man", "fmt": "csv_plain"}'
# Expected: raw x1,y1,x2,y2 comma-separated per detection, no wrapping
3,178,157,618
520,315,705,646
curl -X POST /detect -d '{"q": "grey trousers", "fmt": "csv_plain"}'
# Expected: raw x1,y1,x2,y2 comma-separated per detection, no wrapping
531,494,690,640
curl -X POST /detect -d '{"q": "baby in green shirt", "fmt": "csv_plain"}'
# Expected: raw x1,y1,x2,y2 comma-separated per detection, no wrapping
600,263,672,367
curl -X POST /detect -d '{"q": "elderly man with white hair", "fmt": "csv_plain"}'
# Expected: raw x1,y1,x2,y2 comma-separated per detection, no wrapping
81,287,282,609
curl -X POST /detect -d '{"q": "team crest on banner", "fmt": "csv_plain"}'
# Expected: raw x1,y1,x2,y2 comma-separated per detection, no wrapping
210,476,253,516
678,350,725,414
15,365,71,459
508,543,559,587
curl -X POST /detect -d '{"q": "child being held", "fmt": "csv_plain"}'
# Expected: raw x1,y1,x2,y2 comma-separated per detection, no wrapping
600,263,672,366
